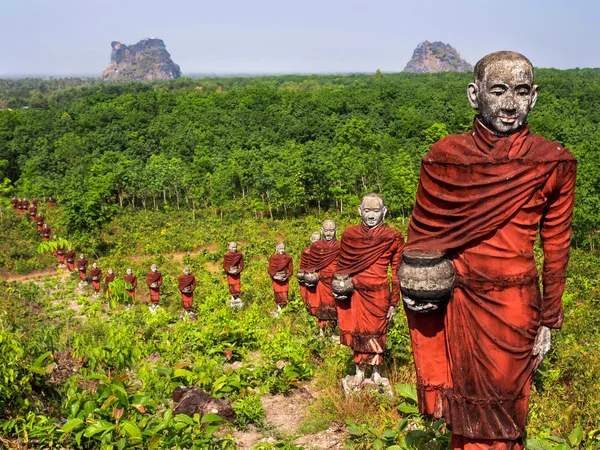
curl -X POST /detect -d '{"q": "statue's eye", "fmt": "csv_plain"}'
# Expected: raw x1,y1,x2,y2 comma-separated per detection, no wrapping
491,90,503,96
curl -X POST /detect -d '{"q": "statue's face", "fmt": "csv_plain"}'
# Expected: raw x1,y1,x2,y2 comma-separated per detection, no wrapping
93,263,97,268
358,197,387,228
80,254,84,259
126,268,132,275
229,243,237,252
183,268,190,275
277,244,285,254
108,269,113,274
468,59,538,136
321,221,337,241
151,265,157,272
310,232,321,243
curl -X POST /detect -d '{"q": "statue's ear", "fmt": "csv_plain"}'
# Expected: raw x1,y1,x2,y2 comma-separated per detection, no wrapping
357,205,362,216
467,83,479,110
382,206,388,220
530,85,539,110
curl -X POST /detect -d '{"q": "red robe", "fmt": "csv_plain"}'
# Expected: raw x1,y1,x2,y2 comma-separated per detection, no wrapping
178,274,197,311
336,223,403,365
18,200,28,214
299,247,311,307
56,245,65,264
90,267,102,292
105,273,116,296
124,274,137,300
32,199,38,207
268,254,293,306
11,199,17,210
48,199,54,208
406,119,577,443
307,239,340,326
36,216,44,232
146,271,163,304
65,250,76,271
41,226,51,241
223,252,244,296
29,206,37,221
76,258,88,281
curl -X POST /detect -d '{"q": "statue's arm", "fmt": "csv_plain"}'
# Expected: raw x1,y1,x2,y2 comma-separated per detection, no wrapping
540,162,577,329
390,236,403,307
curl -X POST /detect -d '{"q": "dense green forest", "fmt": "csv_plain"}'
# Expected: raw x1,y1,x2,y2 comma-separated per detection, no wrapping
1,70,600,249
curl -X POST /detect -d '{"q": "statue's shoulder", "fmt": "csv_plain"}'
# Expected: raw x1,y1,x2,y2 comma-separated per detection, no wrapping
424,132,473,163
525,133,577,163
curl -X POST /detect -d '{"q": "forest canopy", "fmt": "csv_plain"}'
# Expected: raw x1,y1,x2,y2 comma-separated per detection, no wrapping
1,70,599,248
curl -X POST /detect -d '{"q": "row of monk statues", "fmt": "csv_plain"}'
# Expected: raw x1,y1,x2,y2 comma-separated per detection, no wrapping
6,51,576,450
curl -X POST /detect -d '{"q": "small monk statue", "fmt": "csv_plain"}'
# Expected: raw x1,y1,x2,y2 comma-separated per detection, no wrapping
267,242,293,316
404,52,577,450
334,193,403,390
146,264,163,312
19,198,29,214
32,198,39,207
306,221,340,338
76,254,88,286
11,196,18,210
55,237,66,268
223,241,244,308
29,204,37,221
41,223,51,241
124,268,137,302
178,266,197,319
298,231,321,310
48,197,54,208
36,214,44,232
65,248,76,271
90,263,102,297
105,268,116,297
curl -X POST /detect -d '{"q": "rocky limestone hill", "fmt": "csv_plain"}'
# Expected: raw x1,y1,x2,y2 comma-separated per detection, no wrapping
404,41,472,73
102,38,181,81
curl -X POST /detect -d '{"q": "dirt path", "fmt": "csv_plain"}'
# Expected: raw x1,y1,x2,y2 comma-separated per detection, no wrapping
1,266,60,282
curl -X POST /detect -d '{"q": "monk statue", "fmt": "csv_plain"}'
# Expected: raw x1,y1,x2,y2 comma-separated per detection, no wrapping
55,236,66,268
105,268,116,297
403,52,577,450
41,223,51,241
29,204,37,221
306,221,340,338
76,253,88,286
146,264,163,312
18,198,28,214
333,193,403,391
11,196,18,210
90,263,102,297
223,242,244,308
36,214,44,232
32,198,39,208
124,268,137,302
178,266,197,319
298,231,321,311
48,197,55,208
65,248,76,271
267,242,293,316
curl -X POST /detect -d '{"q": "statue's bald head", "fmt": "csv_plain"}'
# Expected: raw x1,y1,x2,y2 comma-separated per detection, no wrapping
310,231,321,243
321,220,337,242
228,241,237,252
276,242,286,254
468,51,538,136
183,266,191,275
358,193,387,228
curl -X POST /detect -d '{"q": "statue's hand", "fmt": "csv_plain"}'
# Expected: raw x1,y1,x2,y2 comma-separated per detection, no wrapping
386,306,395,320
403,296,438,314
532,326,551,371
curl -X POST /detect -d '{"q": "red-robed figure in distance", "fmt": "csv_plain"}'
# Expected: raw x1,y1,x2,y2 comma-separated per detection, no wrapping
268,243,293,314
41,224,51,241
90,263,102,295
178,266,197,316
29,205,37,221
105,269,116,296
76,254,88,284
404,52,577,450
335,193,403,386
298,231,321,310
11,197,18,210
65,249,76,271
124,268,137,301
223,242,244,303
36,214,44,232
146,264,163,308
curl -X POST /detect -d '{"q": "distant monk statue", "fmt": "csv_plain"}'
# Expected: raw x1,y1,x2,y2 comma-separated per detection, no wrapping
90,263,102,297
178,266,197,319
29,204,37,221
65,248,76,271
41,223,51,241
124,268,137,301
223,241,244,308
48,197,54,208
32,198,39,208
146,264,163,312
105,268,116,297
334,193,403,390
18,198,29,214
298,231,321,310
267,242,293,316
36,214,44,232
55,237,66,268
403,52,577,450
11,197,18,210
306,220,340,338
76,253,88,286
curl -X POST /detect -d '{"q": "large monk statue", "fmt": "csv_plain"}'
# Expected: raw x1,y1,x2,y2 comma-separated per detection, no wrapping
146,264,163,312
307,221,340,337
76,253,88,286
105,268,116,297
41,223,51,241
298,231,321,309
36,214,44,232
65,248,76,271
334,193,403,388
178,267,197,319
403,52,577,450
124,268,137,301
90,263,102,297
267,243,293,315
223,242,244,308
11,197,18,210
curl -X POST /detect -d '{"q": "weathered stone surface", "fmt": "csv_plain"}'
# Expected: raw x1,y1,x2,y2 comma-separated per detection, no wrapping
398,250,455,303
404,41,472,73
172,386,235,422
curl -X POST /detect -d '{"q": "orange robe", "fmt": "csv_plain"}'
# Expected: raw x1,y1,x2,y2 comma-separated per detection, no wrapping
36,216,44,232
124,274,137,300
146,272,163,304
178,274,197,311
65,250,76,271
11,199,17,210
268,254,293,306
56,246,65,264
223,252,244,296
76,258,88,281
90,268,102,292
406,119,577,446
41,227,51,241
105,273,116,296
29,206,37,221
336,223,403,365
307,239,340,327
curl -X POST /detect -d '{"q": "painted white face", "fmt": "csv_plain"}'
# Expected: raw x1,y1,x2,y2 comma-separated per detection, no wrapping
358,197,387,228
108,269,114,274
93,263,97,268
321,222,337,241
277,244,285,254
151,265,157,272
229,243,237,252
126,268,132,275
310,232,321,243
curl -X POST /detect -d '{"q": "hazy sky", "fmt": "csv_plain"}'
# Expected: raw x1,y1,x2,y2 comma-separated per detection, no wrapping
1,0,598,76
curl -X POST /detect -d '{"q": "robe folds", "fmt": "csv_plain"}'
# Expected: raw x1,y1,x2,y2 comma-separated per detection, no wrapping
90,268,102,292
223,252,244,296
406,119,577,442
307,239,340,324
178,274,197,310
105,273,116,295
65,251,76,271
29,207,37,221
336,223,403,364
36,216,44,232
298,247,311,306
124,274,137,300
76,259,88,281
268,254,293,305
42,227,51,241
146,272,163,304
